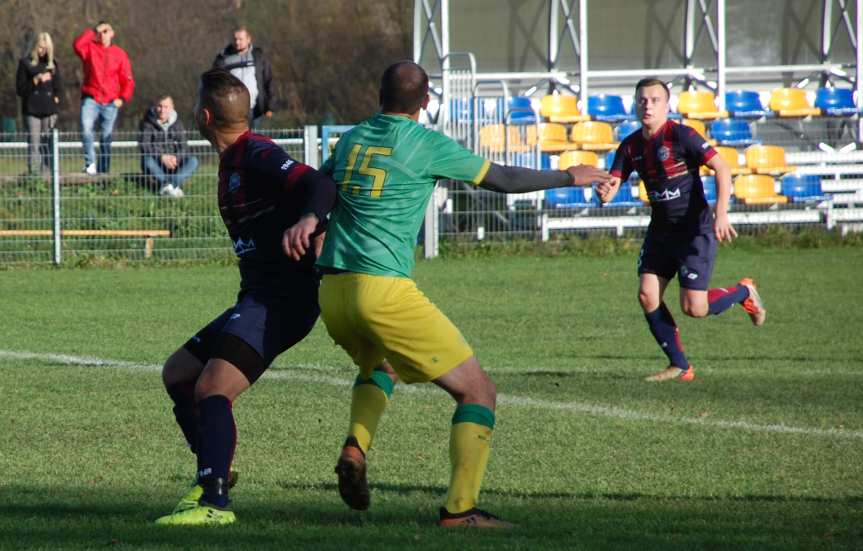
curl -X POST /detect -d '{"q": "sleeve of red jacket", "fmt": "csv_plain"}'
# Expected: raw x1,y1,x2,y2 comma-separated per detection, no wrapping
118,52,135,102
73,28,95,61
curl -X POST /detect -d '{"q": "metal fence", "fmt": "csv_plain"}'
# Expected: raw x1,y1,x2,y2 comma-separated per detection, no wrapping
1,120,861,265
0,129,304,265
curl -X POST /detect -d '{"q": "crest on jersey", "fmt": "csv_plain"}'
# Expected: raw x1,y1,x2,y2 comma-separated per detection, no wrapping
228,173,241,193
657,146,670,161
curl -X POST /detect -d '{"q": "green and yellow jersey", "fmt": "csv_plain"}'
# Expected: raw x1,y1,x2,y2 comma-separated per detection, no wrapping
317,113,489,278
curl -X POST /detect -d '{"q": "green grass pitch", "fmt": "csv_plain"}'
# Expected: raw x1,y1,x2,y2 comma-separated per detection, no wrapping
1,247,861,549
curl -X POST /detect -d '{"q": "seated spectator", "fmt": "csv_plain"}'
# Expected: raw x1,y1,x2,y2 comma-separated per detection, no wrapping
138,95,198,197
16,32,62,178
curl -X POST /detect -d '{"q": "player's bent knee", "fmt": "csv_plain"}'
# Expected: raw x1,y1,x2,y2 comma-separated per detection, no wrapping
682,304,708,318
162,347,204,388
638,291,660,312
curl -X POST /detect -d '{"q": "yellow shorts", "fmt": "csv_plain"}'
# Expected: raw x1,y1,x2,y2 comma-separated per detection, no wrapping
319,273,474,384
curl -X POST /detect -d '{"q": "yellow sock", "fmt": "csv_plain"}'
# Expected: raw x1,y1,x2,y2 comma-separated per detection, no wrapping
444,404,495,514
347,371,393,454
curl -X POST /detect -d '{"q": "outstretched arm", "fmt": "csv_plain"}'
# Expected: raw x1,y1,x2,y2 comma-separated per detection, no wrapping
478,163,612,194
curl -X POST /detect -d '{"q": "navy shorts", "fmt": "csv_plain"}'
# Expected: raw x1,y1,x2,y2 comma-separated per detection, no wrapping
183,280,320,379
637,230,717,290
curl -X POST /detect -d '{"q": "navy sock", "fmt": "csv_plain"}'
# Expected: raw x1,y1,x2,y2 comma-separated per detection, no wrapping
166,382,198,454
644,303,689,368
196,395,236,507
708,285,750,315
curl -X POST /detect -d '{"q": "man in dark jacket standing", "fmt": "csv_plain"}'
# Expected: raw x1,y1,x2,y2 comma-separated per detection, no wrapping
139,95,199,197
74,21,135,175
212,26,274,128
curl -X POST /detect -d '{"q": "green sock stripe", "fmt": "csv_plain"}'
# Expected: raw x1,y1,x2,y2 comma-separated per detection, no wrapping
353,371,394,397
451,404,495,429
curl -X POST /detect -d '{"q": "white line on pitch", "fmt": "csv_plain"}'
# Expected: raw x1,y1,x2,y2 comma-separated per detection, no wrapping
2,349,861,441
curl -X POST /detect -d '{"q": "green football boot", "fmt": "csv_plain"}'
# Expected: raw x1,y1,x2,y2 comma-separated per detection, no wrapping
155,503,236,526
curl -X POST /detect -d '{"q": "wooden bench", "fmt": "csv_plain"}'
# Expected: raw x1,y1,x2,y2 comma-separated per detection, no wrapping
0,229,171,258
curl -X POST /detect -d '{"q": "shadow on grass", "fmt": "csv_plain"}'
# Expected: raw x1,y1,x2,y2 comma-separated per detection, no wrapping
0,485,860,550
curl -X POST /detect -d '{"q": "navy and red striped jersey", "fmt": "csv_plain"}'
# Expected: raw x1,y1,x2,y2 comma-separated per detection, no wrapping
218,131,337,293
610,120,717,232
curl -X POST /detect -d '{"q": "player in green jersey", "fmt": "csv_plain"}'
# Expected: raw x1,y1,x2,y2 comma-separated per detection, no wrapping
317,60,612,528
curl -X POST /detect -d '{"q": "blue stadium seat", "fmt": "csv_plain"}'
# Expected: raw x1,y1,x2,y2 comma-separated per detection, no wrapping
508,96,537,124
604,151,617,170
546,186,591,208
601,175,642,207
588,94,629,122
725,90,768,119
541,153,552,170
615,120,641,141
449,98,474,123
709,118,759,147
815,88,858,117
781,174,827,202
701,175,717,204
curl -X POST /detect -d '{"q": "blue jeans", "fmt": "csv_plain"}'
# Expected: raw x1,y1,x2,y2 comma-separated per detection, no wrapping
142,155,199,189
80,97,119,173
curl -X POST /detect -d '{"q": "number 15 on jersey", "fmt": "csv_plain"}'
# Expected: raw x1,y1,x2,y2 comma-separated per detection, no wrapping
341,144,393,198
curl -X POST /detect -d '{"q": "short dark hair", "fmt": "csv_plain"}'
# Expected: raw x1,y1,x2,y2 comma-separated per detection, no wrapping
379,61,429,113
198,69,250,127
635,78,670,100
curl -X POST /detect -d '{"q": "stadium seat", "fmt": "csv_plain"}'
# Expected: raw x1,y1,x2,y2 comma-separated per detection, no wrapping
682,119,715,145
537,123,577,152
701,175,718,204
709,118,759,147
616,120,641,141
587,94,629,122
449,98,474,123
540,94,590,123
508,96,537,124
604,151,617,170
725,90,769,119
638,180,648,203
570,121,617,151
479,124,529,153
745,145,795,175
559,150,600,169
734,174,788,204
780,174,827,202
603,177,641,206
814,88,858,117
713,146,750,175
677,90,727,120
769,88,821,118
545,186,591,208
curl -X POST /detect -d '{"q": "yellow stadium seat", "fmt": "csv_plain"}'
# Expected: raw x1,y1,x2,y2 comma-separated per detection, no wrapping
769,88,821,118
540,94,590,123
744,145,795,175
570,121,617,151
538,123,578,152
733,174,788,204
479,124,529,154
677,90,727,120
638,180,649,203
559,150,599,169
712,146,750,175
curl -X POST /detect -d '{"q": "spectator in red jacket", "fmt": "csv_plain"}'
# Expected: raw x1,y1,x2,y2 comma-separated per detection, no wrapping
74,21,134,175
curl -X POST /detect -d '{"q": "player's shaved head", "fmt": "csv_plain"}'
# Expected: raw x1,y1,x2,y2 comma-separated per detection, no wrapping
635,78,670,100
380,61,429,114
198,69,250,128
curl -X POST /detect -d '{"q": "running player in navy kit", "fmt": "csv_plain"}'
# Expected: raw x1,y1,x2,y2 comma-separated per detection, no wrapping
597,78,766,382
155,69,337,525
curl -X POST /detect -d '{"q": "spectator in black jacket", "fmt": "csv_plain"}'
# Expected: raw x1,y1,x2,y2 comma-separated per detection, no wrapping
16,32,62,177
212,26,275,128
139,95,199,197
